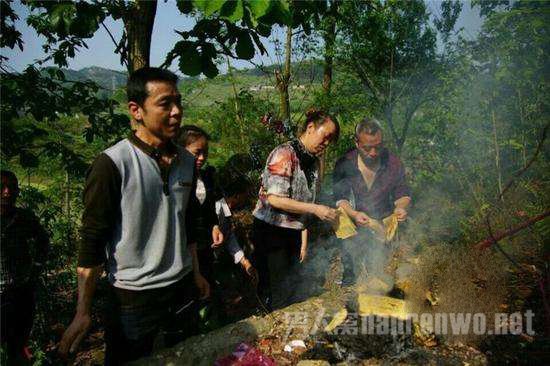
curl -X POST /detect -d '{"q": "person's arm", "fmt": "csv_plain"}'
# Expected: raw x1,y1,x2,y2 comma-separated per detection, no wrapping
60,154,120,358
189,242,210,299
225,232,245,264
300,229,308,263
58,266,102,357
263,145,337,222
267,195,336,221
333,157,371,227
335,200,368,226
78,154,121,267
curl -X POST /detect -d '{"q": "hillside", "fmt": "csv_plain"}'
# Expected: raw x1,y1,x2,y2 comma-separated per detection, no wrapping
41,61,325,104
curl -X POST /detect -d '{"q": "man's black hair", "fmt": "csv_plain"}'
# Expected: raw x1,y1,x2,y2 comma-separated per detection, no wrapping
355,117,382,139
127,67,179,106
1,170,18,187
223,175,252,198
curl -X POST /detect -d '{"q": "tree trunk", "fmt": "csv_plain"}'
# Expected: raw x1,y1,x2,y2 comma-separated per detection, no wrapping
64,170,71,245
64,171,70,218
226,58,246,146
383,106,401,152
123,0,157,73
276,25,292,127
322,2,337,95
516,89,528,168
491,109,504,201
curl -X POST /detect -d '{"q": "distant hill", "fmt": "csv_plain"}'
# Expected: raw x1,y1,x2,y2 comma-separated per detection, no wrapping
40,60,324,103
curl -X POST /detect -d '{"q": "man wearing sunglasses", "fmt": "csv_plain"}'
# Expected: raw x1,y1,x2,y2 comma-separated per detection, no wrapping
333,117,411,290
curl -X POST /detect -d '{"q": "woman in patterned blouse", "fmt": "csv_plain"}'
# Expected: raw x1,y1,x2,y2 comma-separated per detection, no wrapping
251,109,340,311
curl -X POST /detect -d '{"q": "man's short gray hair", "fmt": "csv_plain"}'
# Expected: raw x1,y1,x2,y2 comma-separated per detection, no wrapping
355,117,383,139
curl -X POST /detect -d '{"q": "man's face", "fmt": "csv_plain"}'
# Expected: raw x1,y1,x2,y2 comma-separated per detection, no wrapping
134,81,183,141
1,175,18,214
356,130,383,164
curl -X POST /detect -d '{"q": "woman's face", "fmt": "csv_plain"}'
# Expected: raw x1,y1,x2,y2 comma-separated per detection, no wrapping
302,119,337,156
185,136,209,170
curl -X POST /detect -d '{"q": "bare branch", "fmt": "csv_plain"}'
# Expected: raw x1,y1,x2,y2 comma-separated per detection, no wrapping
499,119,550,200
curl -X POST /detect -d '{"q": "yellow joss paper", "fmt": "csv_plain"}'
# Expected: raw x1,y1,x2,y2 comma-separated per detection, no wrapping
357,293,408,320
333,207,357,239
383,213,398,241
324,308,348,332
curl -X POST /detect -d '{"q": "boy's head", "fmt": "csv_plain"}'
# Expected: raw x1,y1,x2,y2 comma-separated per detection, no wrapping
223,175,252,210
1,170,19,215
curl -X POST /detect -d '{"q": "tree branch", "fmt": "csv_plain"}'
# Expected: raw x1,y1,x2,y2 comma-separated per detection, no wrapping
499,119,550,200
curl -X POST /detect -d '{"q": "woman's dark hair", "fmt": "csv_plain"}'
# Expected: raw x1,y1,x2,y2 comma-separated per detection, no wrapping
300,108,340,142
178,125,210,146
127,67,179,106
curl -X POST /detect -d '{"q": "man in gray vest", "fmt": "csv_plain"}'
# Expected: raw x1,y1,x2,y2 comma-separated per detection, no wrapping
59,67,216,364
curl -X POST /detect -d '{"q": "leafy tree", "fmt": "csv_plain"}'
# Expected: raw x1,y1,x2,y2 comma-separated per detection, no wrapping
335,0,461,153
11,0,328,76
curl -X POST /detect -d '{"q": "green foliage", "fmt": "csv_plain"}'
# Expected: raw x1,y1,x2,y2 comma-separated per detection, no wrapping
14,0,330,78
1,66,128,171
0,0,23,52
1,1,549,362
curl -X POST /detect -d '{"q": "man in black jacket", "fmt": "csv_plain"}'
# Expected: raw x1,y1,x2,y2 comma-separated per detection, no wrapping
1,170,50,362
333,118,411,289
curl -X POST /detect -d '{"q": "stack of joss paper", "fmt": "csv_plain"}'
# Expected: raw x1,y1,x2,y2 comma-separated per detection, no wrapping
333,207,357,239
382,213,399,241
333,208,399,242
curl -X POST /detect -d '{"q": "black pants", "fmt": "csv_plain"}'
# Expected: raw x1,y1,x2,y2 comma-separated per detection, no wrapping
0,283,35,363
104,273,198,365
251,218,301,310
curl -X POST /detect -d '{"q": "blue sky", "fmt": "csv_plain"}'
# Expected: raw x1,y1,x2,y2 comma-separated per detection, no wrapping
0,0,483,74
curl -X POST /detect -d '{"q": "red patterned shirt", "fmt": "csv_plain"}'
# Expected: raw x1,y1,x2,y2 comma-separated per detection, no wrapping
253,141,319,230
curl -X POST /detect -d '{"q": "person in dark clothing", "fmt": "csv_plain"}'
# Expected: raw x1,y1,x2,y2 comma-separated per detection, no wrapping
251,109,340,311
1,170,50,363
58,68,211,365
179,125,224,282
332,117,411,289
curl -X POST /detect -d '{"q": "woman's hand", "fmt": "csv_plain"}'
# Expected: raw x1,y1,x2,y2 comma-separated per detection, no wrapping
313,204,338,222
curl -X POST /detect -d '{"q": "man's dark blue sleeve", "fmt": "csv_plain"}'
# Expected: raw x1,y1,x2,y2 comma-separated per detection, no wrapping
332,156,352,204
78,153,121,267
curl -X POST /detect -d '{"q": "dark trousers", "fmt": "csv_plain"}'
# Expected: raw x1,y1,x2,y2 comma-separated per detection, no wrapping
0,284,35,363
104,273,198,365
341,229,392,284
251,218,301,310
